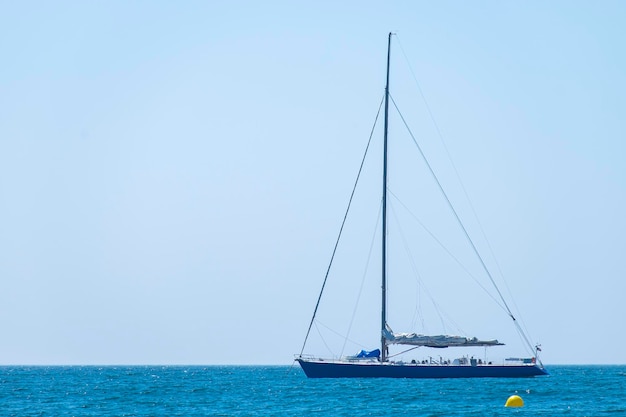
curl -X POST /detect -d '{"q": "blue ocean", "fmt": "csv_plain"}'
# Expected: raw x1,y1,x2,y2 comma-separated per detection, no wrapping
0,365,624,416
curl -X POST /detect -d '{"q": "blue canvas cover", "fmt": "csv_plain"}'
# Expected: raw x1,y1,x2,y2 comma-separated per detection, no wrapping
355,349,381,358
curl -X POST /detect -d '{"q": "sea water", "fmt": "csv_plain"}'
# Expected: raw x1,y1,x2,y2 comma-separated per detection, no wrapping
0,365,624,416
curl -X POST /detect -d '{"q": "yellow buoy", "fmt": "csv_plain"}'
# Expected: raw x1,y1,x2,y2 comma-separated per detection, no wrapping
505,395,524,408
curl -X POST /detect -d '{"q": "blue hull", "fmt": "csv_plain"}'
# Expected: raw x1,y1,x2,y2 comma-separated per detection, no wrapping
297,359,548,378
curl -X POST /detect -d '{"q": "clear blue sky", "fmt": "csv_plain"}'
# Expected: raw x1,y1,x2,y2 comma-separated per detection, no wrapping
1,1,624,365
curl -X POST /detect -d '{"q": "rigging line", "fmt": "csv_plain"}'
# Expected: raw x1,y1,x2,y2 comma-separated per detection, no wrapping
299,94,385,357
316,320,369,351
388,346,420,358
512,319,537,357
388,202,447,333
389,202,468,337
388,94,538,355
314,322,335,358
387,189,506,313
340,200,383,358
394,201,427,332
397,35,489,260
397,35,535,350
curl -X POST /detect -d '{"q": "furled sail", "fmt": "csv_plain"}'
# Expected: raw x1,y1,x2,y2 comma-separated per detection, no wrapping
383,327,503,348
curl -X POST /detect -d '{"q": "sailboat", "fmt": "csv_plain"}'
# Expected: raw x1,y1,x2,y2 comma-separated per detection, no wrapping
296,33,548,378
